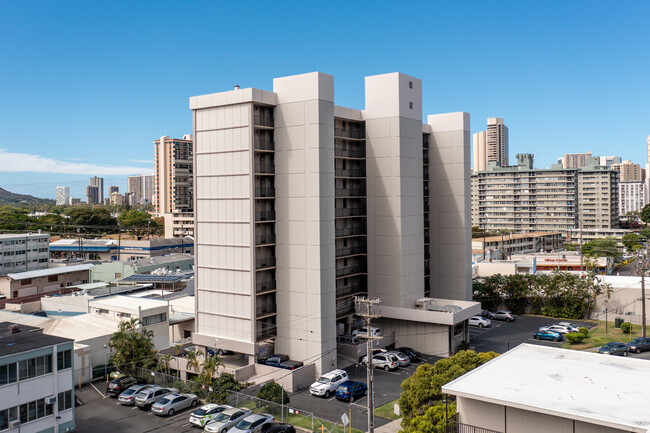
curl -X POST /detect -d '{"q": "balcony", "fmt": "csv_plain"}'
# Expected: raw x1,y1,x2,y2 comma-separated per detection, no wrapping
335,168,365,178
336,284,366,299
254,115,274,127
335,226,366,237
255,163,275,174
335,188,366,197
256,280,276,293
334,128,365,140
255,210,276,222
335,147,366,158
255,257,276,269
254,138,275,151
255,233,276,245
335,207,366,218
336,244,366,257
336,300,357,317
336,264,367,278
255,187,275,198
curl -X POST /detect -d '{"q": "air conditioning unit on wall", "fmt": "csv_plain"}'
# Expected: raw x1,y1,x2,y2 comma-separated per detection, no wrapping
45,395,57,405
9,420,21,429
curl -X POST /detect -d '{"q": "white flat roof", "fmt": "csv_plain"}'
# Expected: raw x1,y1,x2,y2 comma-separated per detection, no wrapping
442,344,650,432
6,263,94,280
89,295,167,312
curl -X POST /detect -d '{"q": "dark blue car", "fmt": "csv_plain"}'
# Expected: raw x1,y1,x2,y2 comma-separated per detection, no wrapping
335,381,367,402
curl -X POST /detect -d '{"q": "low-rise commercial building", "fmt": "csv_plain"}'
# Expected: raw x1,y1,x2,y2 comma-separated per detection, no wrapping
0,322,75,433
443,344,650,433
163,212,194,239
50,237,194,261
471,232,563,260
567,228,632,245
0,233,50,276
0,264,92,299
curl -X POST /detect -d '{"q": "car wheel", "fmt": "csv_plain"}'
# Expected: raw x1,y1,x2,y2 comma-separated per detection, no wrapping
623,351,628,357
553,337,558,342
223,429,228,433
350,395,354,403
505,317,512,322
324,390,330,398
384,365,390,371
217,349,224,356
534,335,540,340
479,323,484,328
637,349,641,354
168,409,174,416
191,400,198,407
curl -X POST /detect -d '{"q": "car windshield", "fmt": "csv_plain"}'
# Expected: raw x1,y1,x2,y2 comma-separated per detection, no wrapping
317,377,330,384
121,388,137,396
602,343,615,348
136,392,148,398
194,408,209,416
630,338,642,344
338,386,349,391
236,419,255,429
214,412,231,422
157,398,170,405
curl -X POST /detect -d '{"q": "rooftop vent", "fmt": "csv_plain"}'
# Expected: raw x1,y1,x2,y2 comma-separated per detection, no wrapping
8,324,20,334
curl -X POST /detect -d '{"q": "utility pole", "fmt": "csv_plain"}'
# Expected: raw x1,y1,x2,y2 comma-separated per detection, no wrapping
579,215,584,272
482,222,486,261
642,244,647,338
77,227,82,259
355,297,382,433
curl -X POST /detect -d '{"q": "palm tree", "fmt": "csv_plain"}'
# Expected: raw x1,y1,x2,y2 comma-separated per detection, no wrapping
158,353,173,376
200,355,224,385
185,348,203,373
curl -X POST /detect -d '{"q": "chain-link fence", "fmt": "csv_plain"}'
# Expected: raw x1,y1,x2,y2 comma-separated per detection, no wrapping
130,367,349,433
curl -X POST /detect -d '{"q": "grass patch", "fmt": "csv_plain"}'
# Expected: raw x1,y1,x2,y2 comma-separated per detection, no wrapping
561,321,646,350
375,399,400,421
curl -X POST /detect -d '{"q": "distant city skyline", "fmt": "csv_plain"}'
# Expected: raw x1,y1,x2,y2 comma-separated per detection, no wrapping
1,1,649,198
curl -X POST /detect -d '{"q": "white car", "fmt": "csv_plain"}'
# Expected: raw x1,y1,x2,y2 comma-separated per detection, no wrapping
469,316,491,328
557,322,579,333
310,369,349,398
189,404,232,428
386,351,410,367
352,326,381,338
538,324,573,334
361,353,399,371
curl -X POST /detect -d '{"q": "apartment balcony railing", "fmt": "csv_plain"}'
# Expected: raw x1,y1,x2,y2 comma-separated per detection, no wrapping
255,233,276,245
254,115,274,127
254,139,275,151
255,257,276,269
335,207,366,218
255,163,275,174
255,187,275,198
336,302,357,317
423,155,429,164
256,280,276,293
335,147,366,158
256,306,277,318
334,128,365,139
336,245,366,257
336,284,366,299
255,210,276,222
335,188,366,197
335,226,366,237
336,264,367,277
423,202,430,212
335,168,366,178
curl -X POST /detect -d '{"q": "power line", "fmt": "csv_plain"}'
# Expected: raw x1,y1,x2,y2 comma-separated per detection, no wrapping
354,296,381,433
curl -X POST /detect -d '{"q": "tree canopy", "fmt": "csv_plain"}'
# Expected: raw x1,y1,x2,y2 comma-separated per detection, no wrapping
641,204,650,225
108,318,157,375
581,237,621,259
118,209,161,239
399,351,498,433
622,233,645,252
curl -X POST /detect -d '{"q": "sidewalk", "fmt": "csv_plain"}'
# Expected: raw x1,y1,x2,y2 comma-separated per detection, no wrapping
375,418,402,433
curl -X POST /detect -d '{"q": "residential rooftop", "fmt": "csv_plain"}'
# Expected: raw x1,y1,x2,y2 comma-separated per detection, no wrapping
5,263,94,280
0,321,73,357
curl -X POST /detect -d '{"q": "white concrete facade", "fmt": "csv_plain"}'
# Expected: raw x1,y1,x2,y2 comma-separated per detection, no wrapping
55,187,69,206
619,181,644,216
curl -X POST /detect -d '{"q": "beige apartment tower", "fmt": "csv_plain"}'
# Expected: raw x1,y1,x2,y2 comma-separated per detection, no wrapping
154,135,194,215
190,72,473,374
611,160,642,182
473,117,508,171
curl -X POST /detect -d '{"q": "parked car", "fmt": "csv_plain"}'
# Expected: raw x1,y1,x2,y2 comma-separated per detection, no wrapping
278,360,304,370
106,376,140,397
480,309,494,318
207,347,235,357
538,325,573,334
627,337,650,354
490,311,515,322
557,322,580,333
352,326,382,338
361,353,398,371
386,350,410,367
598,342,629,356
134,386,178,409
151,393,198,416
31,310,48,317
533,330,564,342
204,408,253,433
469,316,491,328
229,413,275,433
262,423,296,433
189,404,233,428
396,347,422,363
118,384,154,405
258,354,290,367
335,381,367,402
337,334,361,345
310,369,349,398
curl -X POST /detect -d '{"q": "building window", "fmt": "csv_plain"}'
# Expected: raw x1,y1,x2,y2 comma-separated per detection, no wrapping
0,363,17,385
18,355,52,380
20,278,32,286
409,102,413,109
48,275,58,282
0,407,18,430
142,313,167,326
409,81,413,89
57,350,72,370
58,390,73,411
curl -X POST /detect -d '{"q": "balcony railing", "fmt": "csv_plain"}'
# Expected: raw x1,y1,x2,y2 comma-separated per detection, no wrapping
254,139,275,151
255,210,276,221
255,163,275,174
336,245,366,257
255,187,275,198
256,280,276,293
336,264,367,277
335,188,366,197
336,302,356,317
336,284,366,298
255,257,276,269
255,233,276,245
335,226,366,237
334,128,365,139
335,148,366,158
447,420,502,433
254,115,274,127
335,168,366,178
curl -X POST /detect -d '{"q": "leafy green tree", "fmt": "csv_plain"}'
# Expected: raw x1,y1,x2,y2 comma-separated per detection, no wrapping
200,355,225,385
118,209,158,239
257,382,290,405
641,204,650,225
157,353,173,376
185,348,203,373
581,237,621,260
108,318,157,375
622,233,644,252
404,401,456,433
399,350,499,432
205,373,250,404
65,206,117,233
641,227,650,240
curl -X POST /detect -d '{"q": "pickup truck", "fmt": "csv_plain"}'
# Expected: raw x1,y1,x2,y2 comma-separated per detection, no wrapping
259,354,304,370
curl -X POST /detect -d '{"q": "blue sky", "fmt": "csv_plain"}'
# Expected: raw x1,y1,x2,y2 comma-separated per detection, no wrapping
1,1,649,199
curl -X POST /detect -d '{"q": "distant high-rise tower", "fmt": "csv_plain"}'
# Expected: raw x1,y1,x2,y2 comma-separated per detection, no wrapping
89,176,104,203
108,185,119,195
85,185,99,204
154,135,193,215
55,186,70,206
127,176,143,204
473,118,508,171
563,151,591,169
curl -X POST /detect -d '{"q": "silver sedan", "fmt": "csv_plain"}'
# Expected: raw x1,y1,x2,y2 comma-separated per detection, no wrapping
151,393,199,416
205,408,253,433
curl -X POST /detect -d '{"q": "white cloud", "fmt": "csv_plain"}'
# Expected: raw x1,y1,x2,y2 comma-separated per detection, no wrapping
0,149,152,175
128,158,153,164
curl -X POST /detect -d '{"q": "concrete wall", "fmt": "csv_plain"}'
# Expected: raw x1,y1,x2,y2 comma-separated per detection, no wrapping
0,269,89,299
379,318,450,357
272,72,337,375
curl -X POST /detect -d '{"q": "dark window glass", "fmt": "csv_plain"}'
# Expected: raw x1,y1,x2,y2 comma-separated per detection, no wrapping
37,399,45,419
19,404,27,423
36,356,45,376
19,360,27,380
28,401,36,421
0,409,8,431
45,354,52,374
45,402,53,416
64,390,72,410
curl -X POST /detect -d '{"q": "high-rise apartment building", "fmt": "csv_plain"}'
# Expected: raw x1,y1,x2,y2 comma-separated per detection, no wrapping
154,135,193,215
619,182,644,216
562,151,591,169
190,72,474,373
109,191,123,205
598,155,621,168
85,185,99,205
472,154,619,232
473,118,508,171
141,175,154,205
55,186,69,206
89,176,104,203
127,176,142,204
612,160,642,182
108,185,119,195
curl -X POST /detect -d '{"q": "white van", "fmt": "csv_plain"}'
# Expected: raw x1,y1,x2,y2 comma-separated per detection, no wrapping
352,326,381,338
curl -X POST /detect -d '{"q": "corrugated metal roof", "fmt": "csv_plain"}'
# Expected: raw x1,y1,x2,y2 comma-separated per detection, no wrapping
6,263,94,280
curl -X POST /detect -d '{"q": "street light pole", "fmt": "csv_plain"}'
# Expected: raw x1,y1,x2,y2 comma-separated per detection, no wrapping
104,343,108,382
